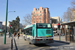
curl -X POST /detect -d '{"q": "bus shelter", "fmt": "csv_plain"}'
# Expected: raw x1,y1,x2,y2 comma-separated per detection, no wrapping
61,21,75,42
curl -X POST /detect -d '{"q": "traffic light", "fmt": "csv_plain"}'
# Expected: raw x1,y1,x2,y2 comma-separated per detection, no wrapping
10,25,12,28
58,23,60,29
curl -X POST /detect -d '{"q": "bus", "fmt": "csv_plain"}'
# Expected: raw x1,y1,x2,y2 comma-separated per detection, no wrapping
23,23,53,44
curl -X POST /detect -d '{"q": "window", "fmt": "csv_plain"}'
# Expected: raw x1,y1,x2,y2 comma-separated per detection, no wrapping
40,21,41,23
34,15,35,16
40,17,41,19
37,14,38,16
36,24,51,28
34,21,35,23
37,18,38,20
40,14,42,16
34,18,35,20
25,27,32,35
34,12,35,13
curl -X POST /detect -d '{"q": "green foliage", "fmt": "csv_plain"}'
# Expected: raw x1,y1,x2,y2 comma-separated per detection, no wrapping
10,16,20,33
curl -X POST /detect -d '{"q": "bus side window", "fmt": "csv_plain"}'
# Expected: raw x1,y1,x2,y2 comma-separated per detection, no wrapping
24,32,25,34
33,30,34,36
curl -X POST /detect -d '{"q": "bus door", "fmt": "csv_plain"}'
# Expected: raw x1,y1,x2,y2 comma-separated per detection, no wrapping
25,27,33,40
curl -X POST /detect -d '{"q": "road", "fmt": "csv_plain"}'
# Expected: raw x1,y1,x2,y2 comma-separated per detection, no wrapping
13,35,75,50
0,35,75,50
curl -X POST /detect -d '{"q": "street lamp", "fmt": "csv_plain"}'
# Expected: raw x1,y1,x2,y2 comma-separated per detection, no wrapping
4,0,15,44
4,0,8,44
8,11,16,13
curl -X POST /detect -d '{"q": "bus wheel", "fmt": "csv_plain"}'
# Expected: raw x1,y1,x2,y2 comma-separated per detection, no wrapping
29,42,32,44
24,39,26,41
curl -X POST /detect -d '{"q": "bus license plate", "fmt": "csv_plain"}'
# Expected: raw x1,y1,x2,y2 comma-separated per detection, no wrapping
43,39,46,40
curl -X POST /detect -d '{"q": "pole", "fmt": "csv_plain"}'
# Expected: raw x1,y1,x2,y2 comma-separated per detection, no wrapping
4,0,8,44
59,28,61,41
9,27,11,38
58,23,61,41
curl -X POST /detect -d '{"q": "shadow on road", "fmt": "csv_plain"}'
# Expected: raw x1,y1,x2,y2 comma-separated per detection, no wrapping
34,44,49,47
34,40,70,47
54,40,70,44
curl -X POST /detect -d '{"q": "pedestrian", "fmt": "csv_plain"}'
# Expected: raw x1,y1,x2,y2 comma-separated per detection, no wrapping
17,32,20,39
11,32,12,37
14,32,16,37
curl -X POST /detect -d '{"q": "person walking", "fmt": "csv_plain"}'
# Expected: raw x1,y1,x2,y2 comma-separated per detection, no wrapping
14,32,15,37
17,32,20,39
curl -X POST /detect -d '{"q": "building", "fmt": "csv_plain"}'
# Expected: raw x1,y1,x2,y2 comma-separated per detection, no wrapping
32,7,50,24
2,21,10,32
50,16,62,35
2,21,10,27
50,16,62,24
0,21,3,32
50,16,62,28
0,21,2,29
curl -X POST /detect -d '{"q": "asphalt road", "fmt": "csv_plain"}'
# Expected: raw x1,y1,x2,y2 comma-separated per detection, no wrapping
14,35,75,50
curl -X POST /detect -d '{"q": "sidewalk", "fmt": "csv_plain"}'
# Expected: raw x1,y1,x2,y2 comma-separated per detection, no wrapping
13,35,34,50
0,36,11,50
54,36,75,46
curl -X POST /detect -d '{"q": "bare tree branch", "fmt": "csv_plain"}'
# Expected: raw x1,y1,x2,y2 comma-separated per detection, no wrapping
71,0,75,9
23,14,32,26
62,7,73,22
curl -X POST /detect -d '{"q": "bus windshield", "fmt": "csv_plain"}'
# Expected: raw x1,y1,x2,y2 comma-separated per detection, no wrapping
36,24,51,28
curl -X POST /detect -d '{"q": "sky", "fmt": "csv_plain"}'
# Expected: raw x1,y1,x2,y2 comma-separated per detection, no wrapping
0,0,72,25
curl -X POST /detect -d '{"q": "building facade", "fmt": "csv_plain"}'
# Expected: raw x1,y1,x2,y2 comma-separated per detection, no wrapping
0,21,2,29
50,16,62,28
2,21,10,27
32,7,50,24
50,16,62,35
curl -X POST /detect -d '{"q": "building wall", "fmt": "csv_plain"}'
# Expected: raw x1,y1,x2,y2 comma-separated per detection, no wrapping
2,21,10,27
0,22,2,29
51,16,62,24
32,7,50,24
50,16,62,28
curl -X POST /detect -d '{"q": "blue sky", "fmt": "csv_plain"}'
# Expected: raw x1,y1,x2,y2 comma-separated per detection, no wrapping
0,0,72,24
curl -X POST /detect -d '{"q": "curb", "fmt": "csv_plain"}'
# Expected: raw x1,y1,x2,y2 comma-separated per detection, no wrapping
54,40,70,44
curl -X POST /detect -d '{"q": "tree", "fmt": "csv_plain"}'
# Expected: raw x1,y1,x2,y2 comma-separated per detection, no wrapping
71,0,75,8
16,16,20,31
67,7,72,21
10,16,20,33
63,12,69,22
62,7,73,22
62,0,75,22
24,14,32,26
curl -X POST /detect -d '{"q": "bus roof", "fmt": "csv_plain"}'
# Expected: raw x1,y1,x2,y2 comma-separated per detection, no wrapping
24,23,51,29
24,24,33,29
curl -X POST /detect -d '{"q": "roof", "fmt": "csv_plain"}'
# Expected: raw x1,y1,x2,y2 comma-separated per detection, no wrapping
61,21,75,26
24,24,33,29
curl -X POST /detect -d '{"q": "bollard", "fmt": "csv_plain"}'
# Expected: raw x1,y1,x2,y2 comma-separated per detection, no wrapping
11,38,13,50
14,39,18,50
